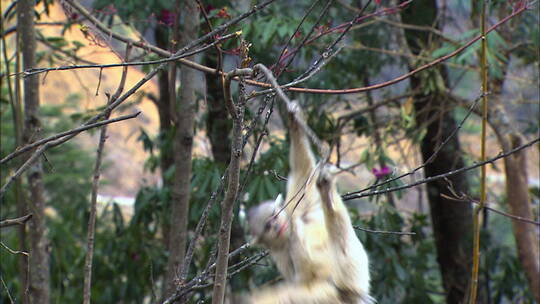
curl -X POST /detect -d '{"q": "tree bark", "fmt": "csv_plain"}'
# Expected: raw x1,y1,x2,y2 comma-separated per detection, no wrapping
163,1,199,299
204,55,232,165
498,133,540,302
488,98,540,302
402,2,473,303
8,17,29,303
154,22,175,251
413,93,474,304
204,54,247,291
18,0,50,303
211,79,246,304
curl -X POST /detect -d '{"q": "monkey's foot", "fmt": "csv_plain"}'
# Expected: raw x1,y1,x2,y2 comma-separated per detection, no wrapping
316,164,335,210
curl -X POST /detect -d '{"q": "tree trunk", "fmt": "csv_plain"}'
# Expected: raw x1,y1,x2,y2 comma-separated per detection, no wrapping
163,1,199,298
154,24,175,249
17,0,50,303
203,55,247,291
488,98,540,302
413,93,474,303
211,82,246,304
204,55,232,165
11,21,29,304
402,2,474,303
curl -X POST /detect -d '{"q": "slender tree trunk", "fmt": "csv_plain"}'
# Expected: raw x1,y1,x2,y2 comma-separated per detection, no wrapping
153,25,175,250
211,82,246,304
498,134,540,302
9,21,30,304
475,0,540,294
488,98,540,302
204,55,247,292
205,55,232,165
163,1,199,299
402,2,473,303
18,0,50,303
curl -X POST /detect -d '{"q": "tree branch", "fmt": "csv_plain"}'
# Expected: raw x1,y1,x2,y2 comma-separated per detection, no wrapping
0,214,32,229
342,136,540,200
1,112,140,165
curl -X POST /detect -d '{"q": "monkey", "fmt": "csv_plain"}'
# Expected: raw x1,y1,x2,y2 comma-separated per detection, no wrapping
247,109,333,284
245,103,373,304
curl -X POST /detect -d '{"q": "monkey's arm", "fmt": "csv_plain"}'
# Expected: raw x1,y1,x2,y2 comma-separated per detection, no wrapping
316,166,351,239
316,165,373,302
285,104,318,214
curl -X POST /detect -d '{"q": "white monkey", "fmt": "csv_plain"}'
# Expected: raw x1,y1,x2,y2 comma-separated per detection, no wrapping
246,104,373,304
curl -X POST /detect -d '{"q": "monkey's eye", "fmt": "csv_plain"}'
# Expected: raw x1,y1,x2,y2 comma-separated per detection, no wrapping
264,220,272,231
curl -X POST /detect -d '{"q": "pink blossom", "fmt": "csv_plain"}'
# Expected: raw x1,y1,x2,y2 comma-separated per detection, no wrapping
158,9,176,27
372,166,391,178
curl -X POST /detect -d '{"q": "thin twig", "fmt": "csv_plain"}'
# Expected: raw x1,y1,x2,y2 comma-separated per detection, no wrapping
342,136,540,200
0,214,33,229
83,44,130,304
260,3,528,95
0,273,15,304
0,112,140,198
275,0,333,76
441,194,540,226
180,175,227,281
0,241,29,256
343,93,485,197
21,33,239,77
1,112,140,165
274,0,324,76
353,226,416,235
59,0,528,95
63,0,276,75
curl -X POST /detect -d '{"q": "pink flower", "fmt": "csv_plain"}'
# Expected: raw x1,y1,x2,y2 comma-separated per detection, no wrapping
372,166,391,178
158,9,176,27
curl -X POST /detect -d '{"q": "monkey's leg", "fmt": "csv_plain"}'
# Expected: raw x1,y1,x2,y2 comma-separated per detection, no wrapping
246,280,342,304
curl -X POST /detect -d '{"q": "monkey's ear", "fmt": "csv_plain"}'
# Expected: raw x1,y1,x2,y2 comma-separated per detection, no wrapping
273,194,284,208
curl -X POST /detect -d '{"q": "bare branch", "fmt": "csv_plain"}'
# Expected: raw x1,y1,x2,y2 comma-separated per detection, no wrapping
83,44,131,304
0,241,28,256
1,112,140,165
63,0,277,75
0,214,32,228
353,226,416,236
22,32,239,77
441,194,540,226
343,92,485,197
342,136,540,200
211,71,248,304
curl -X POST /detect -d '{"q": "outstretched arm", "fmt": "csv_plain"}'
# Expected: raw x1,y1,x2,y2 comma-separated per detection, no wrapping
286,103,317,212
316,165,351,250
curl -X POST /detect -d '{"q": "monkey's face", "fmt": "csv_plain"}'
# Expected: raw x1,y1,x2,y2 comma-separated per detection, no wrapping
247,200,289,248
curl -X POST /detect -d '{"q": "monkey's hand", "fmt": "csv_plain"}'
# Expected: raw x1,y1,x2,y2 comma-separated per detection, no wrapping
287,100,302,131
316,164,336,212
